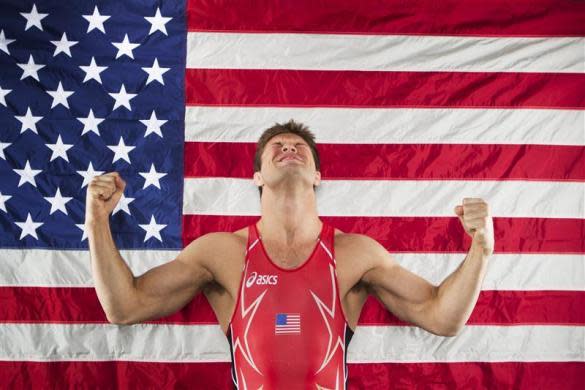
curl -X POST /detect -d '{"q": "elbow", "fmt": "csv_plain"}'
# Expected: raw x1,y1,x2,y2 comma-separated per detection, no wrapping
105,310,136,326
435,322,465,337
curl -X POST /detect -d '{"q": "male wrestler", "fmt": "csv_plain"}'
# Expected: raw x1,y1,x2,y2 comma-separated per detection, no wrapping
86,120,493,389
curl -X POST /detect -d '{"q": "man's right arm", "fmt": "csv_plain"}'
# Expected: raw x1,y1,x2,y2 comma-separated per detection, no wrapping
86,172,214,325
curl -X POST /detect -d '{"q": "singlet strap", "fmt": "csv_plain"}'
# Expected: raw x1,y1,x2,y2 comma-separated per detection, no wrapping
318,223,336,265
247,222,261,254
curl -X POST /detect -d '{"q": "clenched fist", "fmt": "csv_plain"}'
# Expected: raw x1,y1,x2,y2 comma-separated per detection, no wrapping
454,198,494,256
85,172,126,224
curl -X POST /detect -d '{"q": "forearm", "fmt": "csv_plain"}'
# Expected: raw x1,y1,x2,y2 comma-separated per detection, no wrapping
433,237,490,335
87,218,137,323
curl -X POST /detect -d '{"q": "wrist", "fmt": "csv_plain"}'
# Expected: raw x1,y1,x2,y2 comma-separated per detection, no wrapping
85,216,110,230
471,234,493,257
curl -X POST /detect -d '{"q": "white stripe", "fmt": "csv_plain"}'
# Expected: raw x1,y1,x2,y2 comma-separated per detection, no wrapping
0,323,229,362
2,323,581,363
1,251,582,291
187,33,584,73
0,249,178,287
183,178,584,218
396,253,585,292
348,325,585,363
185,106,585,146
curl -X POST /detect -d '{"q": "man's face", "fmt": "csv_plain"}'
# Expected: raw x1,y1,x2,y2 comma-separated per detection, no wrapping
253,133,321,191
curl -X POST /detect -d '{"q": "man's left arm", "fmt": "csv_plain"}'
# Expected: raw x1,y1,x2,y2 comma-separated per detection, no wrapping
360,197,494,336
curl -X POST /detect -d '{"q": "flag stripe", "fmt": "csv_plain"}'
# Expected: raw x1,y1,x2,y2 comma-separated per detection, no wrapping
2,323,581,362
185,107,585,146
187,33,585,73
0,361,233,389
349,325,585,363
183,178,584,218
0,361,582,390
2,250,582,291
1,288,583,325
358,292,585,325
182,215,585,253
184,142,585,181
185,69,585,109
186,0,585,37
347,362,585,390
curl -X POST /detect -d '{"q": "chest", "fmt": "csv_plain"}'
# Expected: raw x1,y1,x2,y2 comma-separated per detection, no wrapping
261,239,319,269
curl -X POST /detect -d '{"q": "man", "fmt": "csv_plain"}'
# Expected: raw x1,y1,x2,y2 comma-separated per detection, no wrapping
86,120,494,389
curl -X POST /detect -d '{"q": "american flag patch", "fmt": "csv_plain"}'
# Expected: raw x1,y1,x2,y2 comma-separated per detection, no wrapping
275,313,301,335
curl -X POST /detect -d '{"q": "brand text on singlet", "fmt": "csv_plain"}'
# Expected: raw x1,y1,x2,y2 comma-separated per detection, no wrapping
246,271,279,287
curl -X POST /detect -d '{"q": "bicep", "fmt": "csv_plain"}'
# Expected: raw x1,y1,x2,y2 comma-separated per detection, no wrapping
130,238,214,322
361,241,438,330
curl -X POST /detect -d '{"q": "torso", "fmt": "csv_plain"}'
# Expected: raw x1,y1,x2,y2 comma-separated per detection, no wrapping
203,223,370,335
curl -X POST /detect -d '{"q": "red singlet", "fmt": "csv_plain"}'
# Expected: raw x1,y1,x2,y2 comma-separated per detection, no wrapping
227,223,353,389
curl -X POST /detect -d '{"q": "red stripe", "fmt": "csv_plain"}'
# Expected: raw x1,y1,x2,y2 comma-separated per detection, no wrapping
0,287,217,324
1,287,583,325
185,69,585,109
182,215,585,253
0,361,582,389
184,142,585,181
348,362,585,390
358,292,585,326
0,361,232,389
187,0,585,37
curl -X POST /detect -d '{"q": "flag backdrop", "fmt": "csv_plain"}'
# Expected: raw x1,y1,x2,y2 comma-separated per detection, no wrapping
0,0,584,388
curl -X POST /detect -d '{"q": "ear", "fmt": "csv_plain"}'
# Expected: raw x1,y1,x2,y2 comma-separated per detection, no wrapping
313,171,321,187
253,171,264,187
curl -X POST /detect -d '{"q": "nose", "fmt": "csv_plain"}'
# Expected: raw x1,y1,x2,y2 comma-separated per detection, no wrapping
281,142,297,153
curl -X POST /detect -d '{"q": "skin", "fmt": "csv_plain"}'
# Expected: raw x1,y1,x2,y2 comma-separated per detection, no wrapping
86,132,494,337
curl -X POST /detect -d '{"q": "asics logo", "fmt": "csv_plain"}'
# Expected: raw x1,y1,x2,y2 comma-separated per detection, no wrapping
246,272,278,287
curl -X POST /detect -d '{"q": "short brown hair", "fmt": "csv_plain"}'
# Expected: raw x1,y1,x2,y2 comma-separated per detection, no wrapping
254,120,321,195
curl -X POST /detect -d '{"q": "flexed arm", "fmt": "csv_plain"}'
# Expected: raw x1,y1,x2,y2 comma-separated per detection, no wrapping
85,172,214,325
358,198,494,336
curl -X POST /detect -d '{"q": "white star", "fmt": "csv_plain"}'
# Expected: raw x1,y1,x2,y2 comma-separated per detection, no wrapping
0,30,16,55
112,34,139,59
15,107,43,134
139,163,167,189
46,135,73,162
79,57,107,84
82,6,110,34
75,223,88,241
15,213,44,240
0,141,10,160
20,4,49,31
77,162,104,188
50,32,78,57
47,81,74,109
0,85,11,106
107,137,135,164
14,160,42,187
44,187,73,215
17,55,45,81
140,110,167,138
139,215,167,242
0,191,11,212
112,194,135,215
144,8,172,36
141,58,170,86
109,84,137,111
77,109,105,136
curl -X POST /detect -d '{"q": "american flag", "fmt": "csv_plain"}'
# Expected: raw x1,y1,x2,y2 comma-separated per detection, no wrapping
0,0,584,389
275,313,301,335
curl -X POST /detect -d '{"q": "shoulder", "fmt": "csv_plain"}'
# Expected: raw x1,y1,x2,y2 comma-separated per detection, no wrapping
334,229,386,257
333,229,393,276
178,227,248,270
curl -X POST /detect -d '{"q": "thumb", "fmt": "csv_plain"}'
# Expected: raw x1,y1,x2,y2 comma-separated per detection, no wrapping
454,205,464,216
115,175,126,192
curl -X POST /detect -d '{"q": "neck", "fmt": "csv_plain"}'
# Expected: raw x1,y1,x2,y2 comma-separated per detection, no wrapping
258,185,321,245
